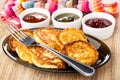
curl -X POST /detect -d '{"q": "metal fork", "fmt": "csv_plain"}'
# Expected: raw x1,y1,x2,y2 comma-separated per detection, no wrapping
7,24,95,76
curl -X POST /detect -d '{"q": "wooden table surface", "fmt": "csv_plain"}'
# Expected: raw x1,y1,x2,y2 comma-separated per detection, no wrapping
0,0,120,80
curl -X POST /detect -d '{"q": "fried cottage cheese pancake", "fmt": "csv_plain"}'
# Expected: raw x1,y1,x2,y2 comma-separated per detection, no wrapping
64,41,99,66
9,30,34,63
30,46,66,69
33,28,63,51
57,28,87,45
16,45,33,64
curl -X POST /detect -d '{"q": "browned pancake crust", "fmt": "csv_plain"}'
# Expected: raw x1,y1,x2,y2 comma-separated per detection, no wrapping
16,45,33,64
30,46,66,69
9,36,21,51
64,41,99,65
57,28,87,45
33,28,63,51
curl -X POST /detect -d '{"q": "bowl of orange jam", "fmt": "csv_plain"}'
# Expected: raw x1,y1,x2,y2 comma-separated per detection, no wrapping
19,8,50,29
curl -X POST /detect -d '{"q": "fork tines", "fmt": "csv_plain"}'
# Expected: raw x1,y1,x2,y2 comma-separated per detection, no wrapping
7,24,27,41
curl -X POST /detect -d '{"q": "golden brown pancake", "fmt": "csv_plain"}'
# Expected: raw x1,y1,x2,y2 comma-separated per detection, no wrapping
64,41,98,65
33,28,63,51
57,28,87,45
30,46,66,69
16,45,33,64
9,29,34,64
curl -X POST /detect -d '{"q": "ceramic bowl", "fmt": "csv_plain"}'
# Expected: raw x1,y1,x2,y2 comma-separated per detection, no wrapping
82,12,116,40
19,8,50,29
52,8,83,29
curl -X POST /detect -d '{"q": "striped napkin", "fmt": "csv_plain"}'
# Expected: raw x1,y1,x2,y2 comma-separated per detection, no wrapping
88,0,119,17
0,0,58,28
0,0,25,28
77,0,119,17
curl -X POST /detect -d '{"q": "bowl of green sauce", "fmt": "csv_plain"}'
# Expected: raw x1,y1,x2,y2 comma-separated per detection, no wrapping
52,8,83,29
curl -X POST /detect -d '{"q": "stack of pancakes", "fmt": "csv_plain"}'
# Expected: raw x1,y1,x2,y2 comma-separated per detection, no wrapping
9,28,98,69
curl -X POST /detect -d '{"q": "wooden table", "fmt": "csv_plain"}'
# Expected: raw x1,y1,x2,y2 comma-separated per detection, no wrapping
0,0,120,80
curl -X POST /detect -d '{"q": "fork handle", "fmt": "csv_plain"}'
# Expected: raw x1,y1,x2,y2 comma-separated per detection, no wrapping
34,43,95,76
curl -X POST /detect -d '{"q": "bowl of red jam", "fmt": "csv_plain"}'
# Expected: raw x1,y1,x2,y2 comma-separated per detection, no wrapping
82,12,116,40
19,8,50,29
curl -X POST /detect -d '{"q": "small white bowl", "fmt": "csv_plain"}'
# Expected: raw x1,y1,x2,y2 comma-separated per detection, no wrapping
52,8,83,29
82,12,116,40
19,8,50,29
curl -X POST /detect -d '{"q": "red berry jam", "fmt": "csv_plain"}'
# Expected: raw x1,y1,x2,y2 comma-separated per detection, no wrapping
85,18,112,28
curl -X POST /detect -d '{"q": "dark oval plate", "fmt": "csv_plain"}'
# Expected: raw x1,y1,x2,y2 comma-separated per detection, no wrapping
2,34,111,73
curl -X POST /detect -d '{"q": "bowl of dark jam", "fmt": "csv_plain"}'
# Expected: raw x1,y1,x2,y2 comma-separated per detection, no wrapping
19,8,50,29
82,12,116,40
52,8,83,29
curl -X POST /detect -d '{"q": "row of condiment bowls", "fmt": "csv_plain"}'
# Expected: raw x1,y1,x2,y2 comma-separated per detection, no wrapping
19,8,116,40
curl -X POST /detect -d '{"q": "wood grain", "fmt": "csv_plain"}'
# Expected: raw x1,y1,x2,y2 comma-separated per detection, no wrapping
0,0,120,80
